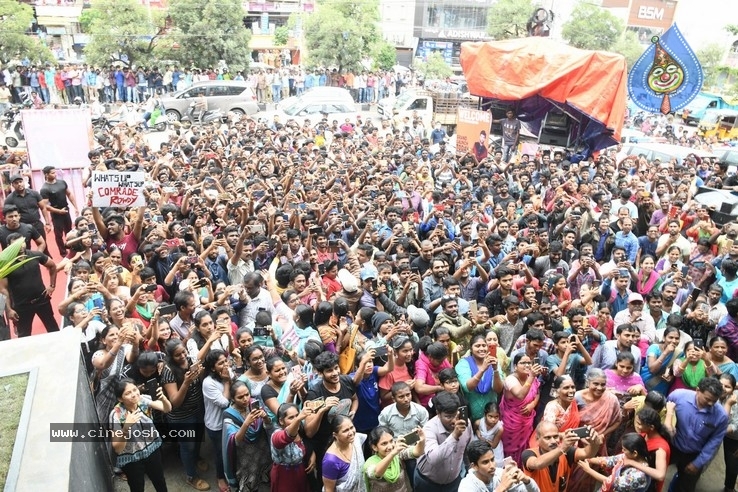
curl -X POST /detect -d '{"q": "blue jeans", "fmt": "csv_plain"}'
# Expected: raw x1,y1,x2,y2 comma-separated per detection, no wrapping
206,427,225,480
169,416,204,479
272,84,281,102
127,86,138,103
502,142,517,163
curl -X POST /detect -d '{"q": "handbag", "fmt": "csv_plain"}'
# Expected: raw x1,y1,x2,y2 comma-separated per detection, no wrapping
338,325,359,374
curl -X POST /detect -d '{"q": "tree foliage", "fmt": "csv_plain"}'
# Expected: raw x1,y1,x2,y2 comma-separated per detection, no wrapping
726,24,738,36
273,26,289,47
612,31,645,72
0,0,54,65
414,52,453,80
561,2,623,51
166,0,252,71
373,41,396,71
486,0,535,40
82,0,163,67
304,0,380,72
696,43,727,89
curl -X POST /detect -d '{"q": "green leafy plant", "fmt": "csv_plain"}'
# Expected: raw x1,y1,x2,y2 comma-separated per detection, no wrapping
274,26,290,47
0,238,36,279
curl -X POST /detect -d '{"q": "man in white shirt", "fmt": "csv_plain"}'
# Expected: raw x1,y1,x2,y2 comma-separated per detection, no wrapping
459,440,539,492
613,293,656,348
237,271,274,330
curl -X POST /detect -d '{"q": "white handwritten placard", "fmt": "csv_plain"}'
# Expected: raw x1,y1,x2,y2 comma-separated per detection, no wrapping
91,171,146,208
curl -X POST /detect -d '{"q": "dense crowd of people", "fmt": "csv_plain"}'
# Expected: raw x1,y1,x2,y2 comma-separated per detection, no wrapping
0,62,414,114
0,102,737,492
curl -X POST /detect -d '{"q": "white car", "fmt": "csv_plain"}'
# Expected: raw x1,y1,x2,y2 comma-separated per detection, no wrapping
260,100,360,127
276,87,355,111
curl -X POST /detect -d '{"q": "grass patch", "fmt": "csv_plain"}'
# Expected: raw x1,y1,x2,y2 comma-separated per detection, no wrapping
0,373,29,488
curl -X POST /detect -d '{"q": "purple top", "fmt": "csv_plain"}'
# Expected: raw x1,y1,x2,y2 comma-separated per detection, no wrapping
322,452,349,481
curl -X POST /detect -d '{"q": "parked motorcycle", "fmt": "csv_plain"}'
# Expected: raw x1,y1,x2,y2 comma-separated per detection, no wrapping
2,106,24,147
179,102,224,129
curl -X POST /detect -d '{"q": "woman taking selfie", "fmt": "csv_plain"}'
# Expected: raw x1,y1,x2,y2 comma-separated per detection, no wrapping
187,310,233,363
577,432,652,492
270,402,315,492
160,339,208,490
456,333,503,422
92,323,140,423
261,357,306,422
500,353,543,465
109,378,172,492
362,425,425,492
202,349,233,492
222,380,272,492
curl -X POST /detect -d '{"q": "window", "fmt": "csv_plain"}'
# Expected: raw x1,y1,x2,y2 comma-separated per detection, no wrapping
207,86,230,97
324,104,351,113
409,98,427,110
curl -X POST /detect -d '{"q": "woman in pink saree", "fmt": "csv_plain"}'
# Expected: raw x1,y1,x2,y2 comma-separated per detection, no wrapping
568,367,623,492
500,353,543,465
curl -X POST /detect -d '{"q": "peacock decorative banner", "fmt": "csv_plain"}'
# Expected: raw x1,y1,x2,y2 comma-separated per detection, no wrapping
627,23,703,115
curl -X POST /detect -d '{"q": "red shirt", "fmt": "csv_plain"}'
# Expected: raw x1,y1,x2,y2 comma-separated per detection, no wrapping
106,232,139,269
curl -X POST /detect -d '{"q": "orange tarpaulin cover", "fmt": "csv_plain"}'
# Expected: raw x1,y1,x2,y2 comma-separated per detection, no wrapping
460,37,627,144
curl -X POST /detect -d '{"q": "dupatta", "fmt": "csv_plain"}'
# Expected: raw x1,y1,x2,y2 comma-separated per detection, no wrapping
223,404,263,488
335,435,367,492
464,355,494,394
636,270,661,296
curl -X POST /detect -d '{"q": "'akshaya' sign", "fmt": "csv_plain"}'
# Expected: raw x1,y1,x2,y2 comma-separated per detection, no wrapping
92,171,146,208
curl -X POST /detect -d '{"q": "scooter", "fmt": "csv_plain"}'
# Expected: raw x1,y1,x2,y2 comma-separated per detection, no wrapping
2,106,24,147
148,106,168,132
179,101,224,129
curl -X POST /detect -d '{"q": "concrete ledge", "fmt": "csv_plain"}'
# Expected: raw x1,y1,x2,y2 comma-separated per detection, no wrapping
0,330,112,492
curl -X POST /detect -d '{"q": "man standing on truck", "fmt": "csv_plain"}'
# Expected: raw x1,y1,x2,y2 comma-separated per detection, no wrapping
494,109,521,163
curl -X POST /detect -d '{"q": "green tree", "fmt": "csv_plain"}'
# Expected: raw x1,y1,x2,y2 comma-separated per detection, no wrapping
373,41,396,70
413,52,453,80
561,1,623,51
486,0,535,40
726,24,738,36
0,0,54,64
78,8,101,33
83,0,165,67
273,26,289,47
696,43,727,89
167,0,252,71
612,31,644,71
304,0,380,72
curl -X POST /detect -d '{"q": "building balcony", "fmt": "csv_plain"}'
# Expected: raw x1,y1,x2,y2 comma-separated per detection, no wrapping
33,0,84,18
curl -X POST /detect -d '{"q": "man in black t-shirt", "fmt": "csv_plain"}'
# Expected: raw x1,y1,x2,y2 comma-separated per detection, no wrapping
4,174,51,256
0,205,45,251
0,232,59,337
39,166,77,257
303,351,357,483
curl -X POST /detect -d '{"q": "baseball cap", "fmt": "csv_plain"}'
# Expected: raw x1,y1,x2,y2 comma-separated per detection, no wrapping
628,293,644,303
10,174,22,182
